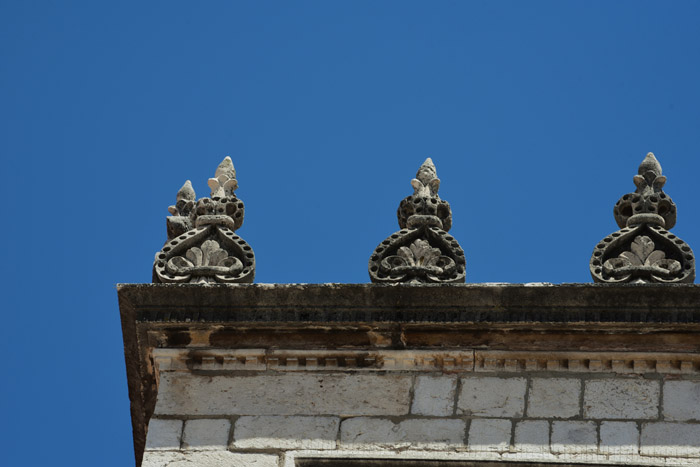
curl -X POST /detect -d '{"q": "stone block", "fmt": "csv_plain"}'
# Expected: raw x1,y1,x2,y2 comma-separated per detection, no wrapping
583,379,659,419
340,418,395,449
155,373,412,416
599,421,638,455
513,420,549,453
458,377,526,417
641,422,700,457
145,419,182,451
527,378,580,418
142,451,279,467
182,419,230,450
234,416,339,450
411,376,457,416
551,421,597,454
663,380,700,421
340,417,466,450
468,419,512,452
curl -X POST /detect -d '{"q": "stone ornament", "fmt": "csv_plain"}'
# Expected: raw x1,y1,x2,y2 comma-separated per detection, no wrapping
369,158,466,283
591,153,694,283
153,157,255,283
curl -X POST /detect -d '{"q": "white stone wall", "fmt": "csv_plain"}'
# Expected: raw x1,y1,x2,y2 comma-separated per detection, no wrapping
143,350,700,467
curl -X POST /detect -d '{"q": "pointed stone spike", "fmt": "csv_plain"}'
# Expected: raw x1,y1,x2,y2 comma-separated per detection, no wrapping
638,152,662,176
176,180,196,201
215,156,236,179
416,157,438,185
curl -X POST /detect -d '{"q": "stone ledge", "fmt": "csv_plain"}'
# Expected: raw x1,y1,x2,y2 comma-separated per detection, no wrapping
477,350,700,374
152,348,700,375
153,349,474,372
284,450,700,466
119,283,700,324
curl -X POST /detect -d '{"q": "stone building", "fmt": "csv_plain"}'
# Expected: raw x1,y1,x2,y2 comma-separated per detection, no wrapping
119,155,700,466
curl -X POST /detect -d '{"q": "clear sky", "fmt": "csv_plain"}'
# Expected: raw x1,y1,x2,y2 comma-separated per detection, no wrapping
2,1,700,465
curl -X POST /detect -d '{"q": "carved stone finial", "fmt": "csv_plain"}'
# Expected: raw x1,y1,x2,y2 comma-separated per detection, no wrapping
398,158,452,231
591,153,694,283
613,152,676,229
154,157,255,284
208,156,238,198
369,159,465,283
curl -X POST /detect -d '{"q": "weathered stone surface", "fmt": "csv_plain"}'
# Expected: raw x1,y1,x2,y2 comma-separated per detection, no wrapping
458,377,526,417
641,422,700,457
599,421,638,455
155,373,412,416
119,282,700,465
526,378,580,418
234,416,339,450
145,419,182,451
663,380,700,421
340,418,466,450
411,376,457,416
340,418,395,449
468,419,512,452
583,379,659,419
591,153,695,284
154,156,255,284
368,159,466,284
121,282,700,326
513,420,549,453
142,451,278,467
551,421,597,454
182,419,230,450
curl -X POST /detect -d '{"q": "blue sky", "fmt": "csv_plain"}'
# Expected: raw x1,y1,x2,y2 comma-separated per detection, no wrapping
2,2,700,465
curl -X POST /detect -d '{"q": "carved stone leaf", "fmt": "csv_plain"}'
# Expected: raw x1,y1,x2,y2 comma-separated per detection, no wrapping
409,239,440,266
428,178,440,196
208,247,229,267
630,236,655,263
619,251,641,266
200,240,220,266
396,246,414,266
645,250,666,267
224,178,239,194
410,179,423,192
186,247,203,267
207,178,220,192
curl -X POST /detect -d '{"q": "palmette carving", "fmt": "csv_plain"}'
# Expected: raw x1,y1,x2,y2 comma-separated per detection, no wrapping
591,153,694,283
603,235,680,280
369,158,466,283
154,157,255,284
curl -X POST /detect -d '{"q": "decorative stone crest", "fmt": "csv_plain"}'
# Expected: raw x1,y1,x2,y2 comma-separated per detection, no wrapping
153,157,255,283
369,158,466,283
591,153,694,283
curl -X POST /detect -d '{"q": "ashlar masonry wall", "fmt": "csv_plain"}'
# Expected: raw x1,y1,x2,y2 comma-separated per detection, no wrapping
142,349,700,467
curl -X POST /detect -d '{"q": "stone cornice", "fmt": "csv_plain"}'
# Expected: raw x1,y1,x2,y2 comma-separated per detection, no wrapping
120,283,700,324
